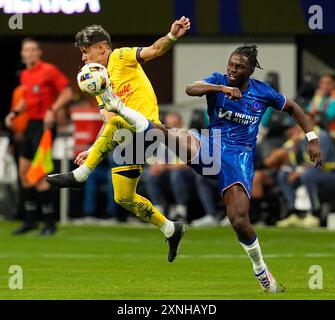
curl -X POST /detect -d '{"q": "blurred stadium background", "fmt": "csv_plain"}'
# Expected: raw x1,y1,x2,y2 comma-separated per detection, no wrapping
0,0,335,299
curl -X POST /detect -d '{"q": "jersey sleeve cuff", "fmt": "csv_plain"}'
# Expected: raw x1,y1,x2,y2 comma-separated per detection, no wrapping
279,96,287,111
136,47,144,64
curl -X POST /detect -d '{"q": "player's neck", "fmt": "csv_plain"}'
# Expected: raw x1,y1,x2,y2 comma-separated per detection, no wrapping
239,80,250,92
99,50,112,67
104,50,112,67
26,59,41,69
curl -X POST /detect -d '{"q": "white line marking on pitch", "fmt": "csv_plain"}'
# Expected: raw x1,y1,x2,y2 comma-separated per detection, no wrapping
0,253,334,259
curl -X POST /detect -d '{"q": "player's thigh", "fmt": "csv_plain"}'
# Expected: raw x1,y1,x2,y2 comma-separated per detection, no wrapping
150,124,200,162
111,168,141,200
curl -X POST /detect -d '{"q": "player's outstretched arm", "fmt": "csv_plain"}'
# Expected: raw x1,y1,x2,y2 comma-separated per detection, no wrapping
283,98,323,167
139,16,191,62
186,81,242,100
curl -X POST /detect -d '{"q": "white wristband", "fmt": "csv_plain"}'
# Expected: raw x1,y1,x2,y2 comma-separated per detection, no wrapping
167,32,178,41
306,131,318,142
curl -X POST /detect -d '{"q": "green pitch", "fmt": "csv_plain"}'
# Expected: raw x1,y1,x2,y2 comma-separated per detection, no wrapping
0,220,334,299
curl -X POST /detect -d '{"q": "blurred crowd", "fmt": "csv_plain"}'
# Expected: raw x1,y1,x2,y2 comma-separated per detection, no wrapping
1,51,335,231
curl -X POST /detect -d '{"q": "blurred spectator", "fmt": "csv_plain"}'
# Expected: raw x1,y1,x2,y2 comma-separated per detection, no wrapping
249,145,277,225
5,38,73,236
307,73,335,139
276,113,335,228
191,175,220,226
70,100,125,222
189,109,222,227
296,70,319,108
143,112,194,222
82,157,126,222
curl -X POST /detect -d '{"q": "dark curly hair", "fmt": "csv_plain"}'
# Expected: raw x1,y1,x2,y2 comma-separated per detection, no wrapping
232,45,263,70
75,25,111,48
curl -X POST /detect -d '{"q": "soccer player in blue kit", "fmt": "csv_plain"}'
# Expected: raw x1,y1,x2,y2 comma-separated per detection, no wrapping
86,45,322,293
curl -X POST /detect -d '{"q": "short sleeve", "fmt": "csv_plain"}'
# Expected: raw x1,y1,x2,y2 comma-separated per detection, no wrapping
326,99,335,120
266,84,286,111
203,72,221,85
113,47,142,66
49,65,69,93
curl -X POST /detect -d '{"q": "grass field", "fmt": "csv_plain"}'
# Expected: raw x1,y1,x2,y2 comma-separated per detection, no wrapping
0,220,334,300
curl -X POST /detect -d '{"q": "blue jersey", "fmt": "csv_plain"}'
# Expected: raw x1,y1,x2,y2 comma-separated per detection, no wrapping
203,73,286,149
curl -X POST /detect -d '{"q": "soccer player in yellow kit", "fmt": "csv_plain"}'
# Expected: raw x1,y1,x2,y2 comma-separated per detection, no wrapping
47,17,191,262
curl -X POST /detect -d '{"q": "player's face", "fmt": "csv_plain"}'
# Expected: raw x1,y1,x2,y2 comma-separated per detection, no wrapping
21,41,41,67
80,44,105,65
319,76,335,96
165,114,183,128
227,54,253,87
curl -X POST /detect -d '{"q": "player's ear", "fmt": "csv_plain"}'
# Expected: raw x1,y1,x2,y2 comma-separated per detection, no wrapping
249,66,255,75
98,44,106,55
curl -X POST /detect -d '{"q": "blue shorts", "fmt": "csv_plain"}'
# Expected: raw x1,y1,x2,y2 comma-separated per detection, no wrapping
188,131,254,198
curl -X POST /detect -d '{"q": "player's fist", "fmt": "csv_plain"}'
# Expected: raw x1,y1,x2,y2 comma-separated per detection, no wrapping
74,150,90,166
308,139,323,168
170,16,191,39
5,112,16,128
223,86,242,101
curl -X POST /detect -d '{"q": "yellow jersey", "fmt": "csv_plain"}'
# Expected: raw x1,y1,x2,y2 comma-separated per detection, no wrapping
97,47,160,124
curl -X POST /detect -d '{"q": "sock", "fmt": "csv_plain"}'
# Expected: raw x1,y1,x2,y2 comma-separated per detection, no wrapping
112,171,170,231
102,88,150,133
160,219,175,238
240,236,267,274
37,189,56,227
22,187,38,226
73,164,92,182
118,105,150,133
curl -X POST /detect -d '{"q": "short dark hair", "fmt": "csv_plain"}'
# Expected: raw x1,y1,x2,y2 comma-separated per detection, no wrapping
75,25,112,48
22,37,40,48
232,45,262,70
321,73,335,81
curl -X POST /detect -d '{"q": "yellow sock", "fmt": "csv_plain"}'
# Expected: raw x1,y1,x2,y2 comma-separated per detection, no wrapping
112,170,167,228
85,116,134,169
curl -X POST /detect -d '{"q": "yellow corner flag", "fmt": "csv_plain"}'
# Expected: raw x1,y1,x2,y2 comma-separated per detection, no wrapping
26,129,54,185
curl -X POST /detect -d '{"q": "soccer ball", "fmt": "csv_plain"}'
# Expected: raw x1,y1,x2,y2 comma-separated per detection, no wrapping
77,63,110,96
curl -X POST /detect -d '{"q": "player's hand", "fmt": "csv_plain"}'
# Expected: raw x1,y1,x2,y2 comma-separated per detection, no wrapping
308,139,322,168
170,16,191,39
223,86,242,101
74,150,90,166
44,109,56,129
5,112,16,128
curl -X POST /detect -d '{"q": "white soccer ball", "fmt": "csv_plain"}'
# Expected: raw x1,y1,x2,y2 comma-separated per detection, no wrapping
77,63,110,96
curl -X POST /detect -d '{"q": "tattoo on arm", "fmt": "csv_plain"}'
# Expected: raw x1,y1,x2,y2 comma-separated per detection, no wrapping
152,35,174,56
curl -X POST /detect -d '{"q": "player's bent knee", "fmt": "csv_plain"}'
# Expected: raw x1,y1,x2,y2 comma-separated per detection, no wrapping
108,116,126,129
227,207,250,231
230,216,250,235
